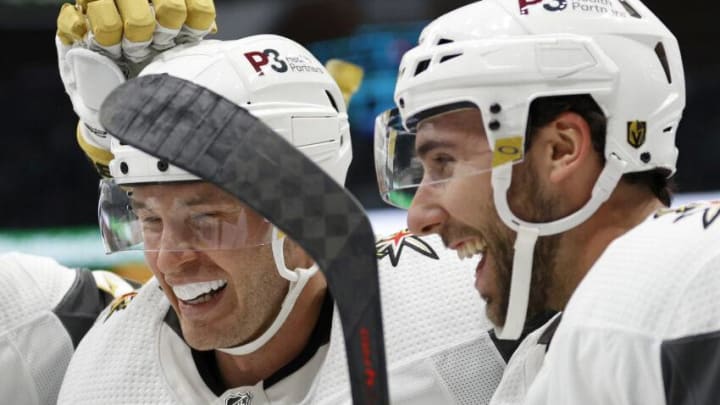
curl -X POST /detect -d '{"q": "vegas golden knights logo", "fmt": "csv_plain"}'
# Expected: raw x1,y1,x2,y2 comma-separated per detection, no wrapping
627,120,647,149
226,392,253,405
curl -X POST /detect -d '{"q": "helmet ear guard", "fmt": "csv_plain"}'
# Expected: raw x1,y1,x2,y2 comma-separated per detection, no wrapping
393,0,685,339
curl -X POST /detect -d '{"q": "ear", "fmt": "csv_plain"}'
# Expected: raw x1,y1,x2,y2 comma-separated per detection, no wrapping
284,237,315,270
544,111,595,185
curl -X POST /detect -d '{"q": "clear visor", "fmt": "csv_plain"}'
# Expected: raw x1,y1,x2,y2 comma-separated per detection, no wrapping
98,179,273,253
374,107,518,209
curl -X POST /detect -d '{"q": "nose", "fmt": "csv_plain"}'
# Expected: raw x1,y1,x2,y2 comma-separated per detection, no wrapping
153,222,199,274
407,183,448,236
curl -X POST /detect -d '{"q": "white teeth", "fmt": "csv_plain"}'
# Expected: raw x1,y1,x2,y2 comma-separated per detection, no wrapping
456,239,486,260
173,280,227,301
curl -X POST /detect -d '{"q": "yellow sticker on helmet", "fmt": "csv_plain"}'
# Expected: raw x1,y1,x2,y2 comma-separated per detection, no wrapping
492,136,523,168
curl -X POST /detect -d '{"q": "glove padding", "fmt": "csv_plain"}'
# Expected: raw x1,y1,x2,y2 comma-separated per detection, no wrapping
56,0,216,176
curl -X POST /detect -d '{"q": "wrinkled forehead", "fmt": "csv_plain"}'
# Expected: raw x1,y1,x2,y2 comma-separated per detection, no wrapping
416,108,486,137
415,108,489,151
129,181,252,212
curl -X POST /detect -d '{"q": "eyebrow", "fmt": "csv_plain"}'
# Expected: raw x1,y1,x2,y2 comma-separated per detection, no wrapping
416,140,457,159
130,192,236,211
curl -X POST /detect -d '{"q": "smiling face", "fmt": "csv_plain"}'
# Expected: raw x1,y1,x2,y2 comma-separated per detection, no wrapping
407,108,560,326
130,181,294,351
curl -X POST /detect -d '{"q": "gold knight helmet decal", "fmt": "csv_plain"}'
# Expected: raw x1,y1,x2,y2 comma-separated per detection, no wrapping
627,120,647,149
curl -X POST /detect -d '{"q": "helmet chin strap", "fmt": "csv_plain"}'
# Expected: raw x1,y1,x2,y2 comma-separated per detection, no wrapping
490,154,626,340
217,227,319,355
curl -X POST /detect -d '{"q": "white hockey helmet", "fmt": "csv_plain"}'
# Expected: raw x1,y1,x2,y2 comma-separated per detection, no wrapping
110,35,351,185
100,35,352,355
382,0,685,338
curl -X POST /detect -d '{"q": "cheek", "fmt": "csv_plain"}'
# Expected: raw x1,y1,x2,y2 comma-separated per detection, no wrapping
207,248,275,288
144,252,163,278
442,175,493,227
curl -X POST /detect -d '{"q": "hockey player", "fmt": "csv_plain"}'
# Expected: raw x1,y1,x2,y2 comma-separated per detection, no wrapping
56,36,512,404
376,0,720,403
0,2,215,403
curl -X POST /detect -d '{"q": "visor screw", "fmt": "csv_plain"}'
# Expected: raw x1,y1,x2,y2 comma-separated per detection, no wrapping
640,152,651,163
157,160,169,172
489,120,501,131
120,162,129,174
399,98,405,108
490,103,502,114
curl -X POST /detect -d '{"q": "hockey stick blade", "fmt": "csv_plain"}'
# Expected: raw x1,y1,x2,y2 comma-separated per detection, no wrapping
100,74,389,405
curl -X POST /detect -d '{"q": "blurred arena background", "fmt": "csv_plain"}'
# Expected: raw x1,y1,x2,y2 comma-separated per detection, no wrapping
1,0,718,281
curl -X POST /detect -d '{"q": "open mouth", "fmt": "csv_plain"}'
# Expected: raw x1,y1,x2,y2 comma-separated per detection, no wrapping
172,280,228,305
455,237,487,260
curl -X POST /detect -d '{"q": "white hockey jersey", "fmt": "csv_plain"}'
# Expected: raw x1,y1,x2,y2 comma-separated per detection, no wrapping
489,313,561,405
0,252,131,405
58,231,508,405
524,201,720,405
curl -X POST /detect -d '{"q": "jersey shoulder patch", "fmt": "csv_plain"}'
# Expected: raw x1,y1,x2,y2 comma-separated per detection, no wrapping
653,200,720,230
104,291,138,322
375,229,439,267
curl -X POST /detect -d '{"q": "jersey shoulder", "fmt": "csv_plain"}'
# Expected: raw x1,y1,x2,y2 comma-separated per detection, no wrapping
0,252,77,330
649,200,720,233
307,230,505,404
58,279,175,404
564,200,720,335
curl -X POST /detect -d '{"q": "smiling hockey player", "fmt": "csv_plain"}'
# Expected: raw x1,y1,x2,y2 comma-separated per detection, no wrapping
376,0,720,403
56,35,517,404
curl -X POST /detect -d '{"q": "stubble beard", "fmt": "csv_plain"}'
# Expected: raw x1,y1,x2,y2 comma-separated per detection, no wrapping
485,166,561,328
179,253,290,351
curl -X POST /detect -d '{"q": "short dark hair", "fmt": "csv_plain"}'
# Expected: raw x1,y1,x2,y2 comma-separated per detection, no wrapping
525,94,674,206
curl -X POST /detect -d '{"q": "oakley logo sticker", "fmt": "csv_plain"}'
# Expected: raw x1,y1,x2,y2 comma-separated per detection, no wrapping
627,120,647,149
492,136,523,168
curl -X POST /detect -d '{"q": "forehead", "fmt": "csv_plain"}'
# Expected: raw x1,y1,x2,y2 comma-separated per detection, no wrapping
416,108,486,139
131,182,246,208
415,108,488,153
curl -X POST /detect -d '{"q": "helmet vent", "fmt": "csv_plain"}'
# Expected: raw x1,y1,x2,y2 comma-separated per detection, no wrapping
440,53,462,63
437,38,454,45
663,126,673,133
618,0,641,18
325,90,339,112
654,42,672,84
414,59,431,76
